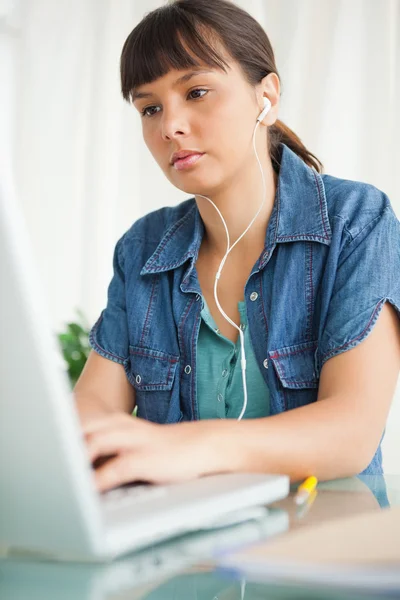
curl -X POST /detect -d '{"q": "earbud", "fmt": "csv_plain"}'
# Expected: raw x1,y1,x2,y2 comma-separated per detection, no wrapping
256,97,272,123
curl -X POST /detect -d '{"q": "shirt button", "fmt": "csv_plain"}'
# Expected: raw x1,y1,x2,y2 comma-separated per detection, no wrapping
184,365,191,374
217,394,223,402
239,323,246,330
222,369,228,377
196,294,201,301
135,374,141,384
250,292,258,301
263,359,268,369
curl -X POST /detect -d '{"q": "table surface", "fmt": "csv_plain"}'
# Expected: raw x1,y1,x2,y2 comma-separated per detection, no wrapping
1,474,399,600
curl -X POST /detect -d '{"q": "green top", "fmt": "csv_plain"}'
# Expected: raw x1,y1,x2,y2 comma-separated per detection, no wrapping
196,297,270,420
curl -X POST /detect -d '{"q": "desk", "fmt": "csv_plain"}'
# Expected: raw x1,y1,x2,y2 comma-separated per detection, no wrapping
1,475,399,600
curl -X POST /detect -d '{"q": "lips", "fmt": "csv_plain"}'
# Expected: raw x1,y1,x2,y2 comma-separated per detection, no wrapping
170,150,204,165
172,153,204,171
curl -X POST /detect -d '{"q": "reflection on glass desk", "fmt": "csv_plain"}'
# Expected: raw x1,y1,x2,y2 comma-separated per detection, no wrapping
0,475,399,600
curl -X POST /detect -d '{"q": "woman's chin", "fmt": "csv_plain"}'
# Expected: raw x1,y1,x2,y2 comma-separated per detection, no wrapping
176,182,219,197
170,172,223,197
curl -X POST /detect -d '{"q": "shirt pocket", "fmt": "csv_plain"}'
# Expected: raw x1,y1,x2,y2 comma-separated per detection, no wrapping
128,346,180,423
268,340,319,410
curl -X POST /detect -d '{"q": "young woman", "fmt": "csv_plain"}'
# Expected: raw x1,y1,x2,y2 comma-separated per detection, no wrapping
74,0,400,492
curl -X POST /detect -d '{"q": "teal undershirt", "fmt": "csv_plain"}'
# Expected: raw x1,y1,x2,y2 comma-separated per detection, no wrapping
196,296,270,420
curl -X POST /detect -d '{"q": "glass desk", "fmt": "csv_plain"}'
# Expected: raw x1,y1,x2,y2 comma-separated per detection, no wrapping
1,475,399,600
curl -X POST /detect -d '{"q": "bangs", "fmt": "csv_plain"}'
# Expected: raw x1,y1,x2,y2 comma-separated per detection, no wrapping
120,5,230,102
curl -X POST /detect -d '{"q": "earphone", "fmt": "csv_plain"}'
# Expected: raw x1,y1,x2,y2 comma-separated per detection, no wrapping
195,96,272,421
257,96,272,122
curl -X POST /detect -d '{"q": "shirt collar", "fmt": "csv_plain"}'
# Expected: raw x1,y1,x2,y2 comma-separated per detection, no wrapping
141,142,332,275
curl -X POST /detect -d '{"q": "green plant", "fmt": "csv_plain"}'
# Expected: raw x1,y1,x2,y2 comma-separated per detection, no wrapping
57,308,91,388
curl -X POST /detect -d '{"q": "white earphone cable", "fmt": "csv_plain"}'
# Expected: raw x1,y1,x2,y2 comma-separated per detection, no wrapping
193,104,268,421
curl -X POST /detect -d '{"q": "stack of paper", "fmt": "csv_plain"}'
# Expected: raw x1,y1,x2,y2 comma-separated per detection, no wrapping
217,506,400,592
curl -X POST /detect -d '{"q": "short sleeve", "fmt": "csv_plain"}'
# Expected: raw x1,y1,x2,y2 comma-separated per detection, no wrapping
88,234,130,365
316,206,400,374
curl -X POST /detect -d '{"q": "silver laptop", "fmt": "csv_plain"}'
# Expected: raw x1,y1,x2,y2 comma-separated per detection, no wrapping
0,163,289,562
0,510,289,598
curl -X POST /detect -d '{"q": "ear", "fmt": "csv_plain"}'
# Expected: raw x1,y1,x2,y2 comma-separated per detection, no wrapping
256,72,280,126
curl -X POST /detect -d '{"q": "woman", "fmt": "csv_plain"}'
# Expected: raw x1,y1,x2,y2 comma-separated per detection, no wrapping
74,0,400,492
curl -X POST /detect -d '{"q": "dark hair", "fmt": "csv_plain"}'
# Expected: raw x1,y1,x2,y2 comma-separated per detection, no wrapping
120,0,323,173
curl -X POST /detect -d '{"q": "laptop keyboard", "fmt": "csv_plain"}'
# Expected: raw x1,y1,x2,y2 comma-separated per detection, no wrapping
101,482,168,510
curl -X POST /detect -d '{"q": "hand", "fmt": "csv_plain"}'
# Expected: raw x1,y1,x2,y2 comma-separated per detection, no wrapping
82,413,225,492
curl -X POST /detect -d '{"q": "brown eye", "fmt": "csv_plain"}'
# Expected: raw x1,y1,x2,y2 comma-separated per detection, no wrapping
141,105,160,118
188,88,208,100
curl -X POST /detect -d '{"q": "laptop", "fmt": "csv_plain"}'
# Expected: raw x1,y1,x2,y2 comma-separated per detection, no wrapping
0,509,289,597
0,163,289,562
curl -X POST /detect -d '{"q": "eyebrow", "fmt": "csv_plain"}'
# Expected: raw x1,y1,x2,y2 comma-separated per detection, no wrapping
131,69,214,102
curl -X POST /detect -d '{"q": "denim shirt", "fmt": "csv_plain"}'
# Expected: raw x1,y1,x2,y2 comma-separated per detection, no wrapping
89,143,400,475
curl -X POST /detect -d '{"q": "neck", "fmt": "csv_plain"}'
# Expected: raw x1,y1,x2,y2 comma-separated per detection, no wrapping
195,150,278,262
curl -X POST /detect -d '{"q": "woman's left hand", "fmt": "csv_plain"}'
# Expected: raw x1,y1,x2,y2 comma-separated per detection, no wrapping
83,413,226,492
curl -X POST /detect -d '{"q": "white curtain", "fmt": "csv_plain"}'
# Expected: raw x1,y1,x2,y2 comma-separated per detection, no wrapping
2,0,400,473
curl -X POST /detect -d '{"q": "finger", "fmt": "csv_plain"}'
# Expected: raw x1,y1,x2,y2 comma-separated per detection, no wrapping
94,453,144,492
86,428,140,463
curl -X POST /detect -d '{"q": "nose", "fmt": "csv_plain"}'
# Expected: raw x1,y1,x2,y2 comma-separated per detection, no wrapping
161,107,189,142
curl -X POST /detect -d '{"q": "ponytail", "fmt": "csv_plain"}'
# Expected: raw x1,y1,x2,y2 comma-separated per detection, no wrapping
269,120,324,173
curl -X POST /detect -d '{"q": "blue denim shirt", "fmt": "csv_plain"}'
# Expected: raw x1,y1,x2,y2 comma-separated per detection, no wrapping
89,143,400,475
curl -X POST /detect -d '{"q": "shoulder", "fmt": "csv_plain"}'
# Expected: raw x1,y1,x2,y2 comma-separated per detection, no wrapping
321,173,398,239
118,196,196,252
